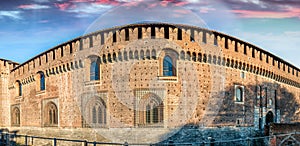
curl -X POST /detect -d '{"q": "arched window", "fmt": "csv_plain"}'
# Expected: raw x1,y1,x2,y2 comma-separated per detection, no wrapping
85,97,106,127
235,86,244,102
17,81,22,96
40,72,45,91
163,56,175,76
91,104,106,125
90,60,99,81
12,107,20,126
45,102,58,126
139,95,163,126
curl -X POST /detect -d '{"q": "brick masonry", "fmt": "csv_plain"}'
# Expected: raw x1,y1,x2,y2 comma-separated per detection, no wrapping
0,23,299,143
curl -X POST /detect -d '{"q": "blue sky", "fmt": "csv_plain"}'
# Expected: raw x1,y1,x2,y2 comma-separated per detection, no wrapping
0,0,299,68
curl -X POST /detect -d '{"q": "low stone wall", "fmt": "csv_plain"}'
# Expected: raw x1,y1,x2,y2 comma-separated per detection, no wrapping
159,125,267,145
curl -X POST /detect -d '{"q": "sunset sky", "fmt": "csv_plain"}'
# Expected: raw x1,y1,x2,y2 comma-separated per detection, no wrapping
0,0,299,67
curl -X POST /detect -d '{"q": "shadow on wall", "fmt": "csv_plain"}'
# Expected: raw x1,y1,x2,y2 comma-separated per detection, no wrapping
158,81,299,144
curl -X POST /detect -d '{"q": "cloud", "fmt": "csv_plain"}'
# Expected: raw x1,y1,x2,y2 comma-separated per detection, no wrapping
55,2,112,17
231,9,300,18
55,2,72,10
0,11,22,20
221,0,300,19
18,4,51,10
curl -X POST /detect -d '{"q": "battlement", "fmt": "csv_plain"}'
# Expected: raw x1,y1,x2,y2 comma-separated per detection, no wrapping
8,23,300,86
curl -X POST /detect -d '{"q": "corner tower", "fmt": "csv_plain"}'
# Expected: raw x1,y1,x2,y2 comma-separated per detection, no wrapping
0,59,18,127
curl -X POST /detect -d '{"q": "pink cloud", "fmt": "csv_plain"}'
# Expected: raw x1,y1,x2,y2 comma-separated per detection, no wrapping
175,1,189,6
231,9,300,19
18,4,50,9
94,0,120,6
199,7,216,14
70,0,94,2
54,3,72,10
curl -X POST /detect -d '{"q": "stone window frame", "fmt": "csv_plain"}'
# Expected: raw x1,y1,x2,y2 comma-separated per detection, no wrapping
84,55,101,86
11,104,20,127
43,98,59,127
81,92,108,128
134,90,165,128
158,48,178,81
234,85,244,103
36,71,46,94
86,96,107,128
16,80,22,97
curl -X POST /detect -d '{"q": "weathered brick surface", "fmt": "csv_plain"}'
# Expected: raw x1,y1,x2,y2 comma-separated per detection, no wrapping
0,23,299,143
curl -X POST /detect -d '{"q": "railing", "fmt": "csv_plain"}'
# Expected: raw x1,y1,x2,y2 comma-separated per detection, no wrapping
0,129,299,146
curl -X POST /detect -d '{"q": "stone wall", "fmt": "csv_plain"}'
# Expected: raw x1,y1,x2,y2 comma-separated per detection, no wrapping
0,23,299,143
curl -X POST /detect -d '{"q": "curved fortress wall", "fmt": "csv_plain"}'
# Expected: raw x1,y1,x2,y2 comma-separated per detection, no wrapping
0,23,299,141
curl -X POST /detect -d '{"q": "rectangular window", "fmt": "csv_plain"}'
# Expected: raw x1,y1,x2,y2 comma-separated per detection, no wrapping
244,45,247,55
252,48,255,58
235,85,244,103
240,71,246,79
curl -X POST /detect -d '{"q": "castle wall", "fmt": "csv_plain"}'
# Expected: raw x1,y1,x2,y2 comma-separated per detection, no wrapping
0,23,299,143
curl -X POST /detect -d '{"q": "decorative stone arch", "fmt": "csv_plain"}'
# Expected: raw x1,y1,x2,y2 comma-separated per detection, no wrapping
82,95,107,128
43,100,58,127
113,52,117,62
151,49,156,59
134,50,139,60
11,105,20,127
192,52,197,62
136,93,164,127
146,49,151,60
198,53,202,62
186,51,191,61
140,49,145,60
118,51,122,61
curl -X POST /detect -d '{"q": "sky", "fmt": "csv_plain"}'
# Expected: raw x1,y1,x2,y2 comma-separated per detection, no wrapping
0,0,300,68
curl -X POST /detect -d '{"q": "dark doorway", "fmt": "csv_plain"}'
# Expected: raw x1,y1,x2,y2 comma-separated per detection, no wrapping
266,111,274,126
265,111,274,136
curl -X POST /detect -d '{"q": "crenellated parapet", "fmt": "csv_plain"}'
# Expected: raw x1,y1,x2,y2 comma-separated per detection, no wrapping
8,23,299,88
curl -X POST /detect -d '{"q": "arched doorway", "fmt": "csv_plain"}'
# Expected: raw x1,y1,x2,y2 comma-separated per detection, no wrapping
266,111,274,126
265,111,274,136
